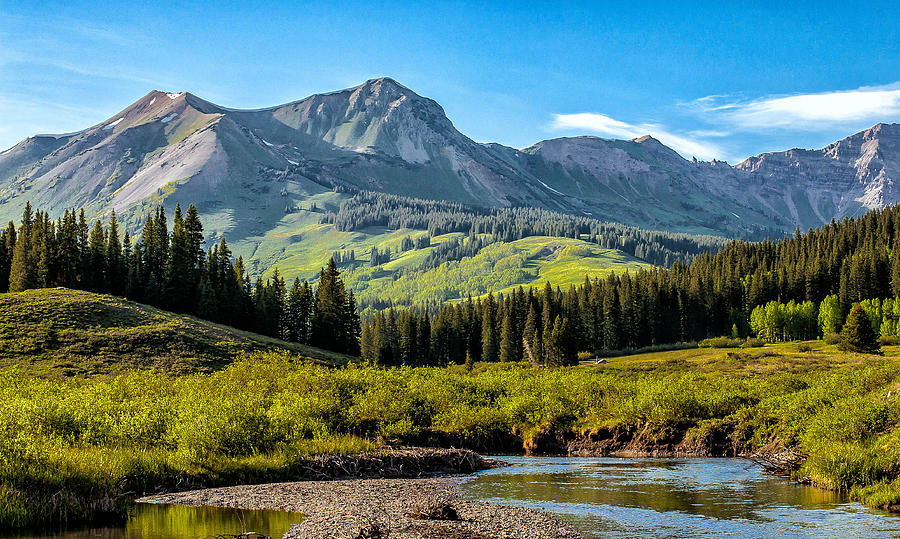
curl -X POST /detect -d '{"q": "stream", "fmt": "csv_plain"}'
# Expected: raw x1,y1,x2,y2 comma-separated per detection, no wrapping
459,456,900,537
11,456,900,538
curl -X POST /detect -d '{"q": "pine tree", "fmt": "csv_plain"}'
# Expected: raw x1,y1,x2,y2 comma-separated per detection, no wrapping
106,210,123,295
602,283,621,350
0,225,8,293
270,269,287,338
416,312,431,365
543,303,558,356
523,304,538,348
892,238,900,298
87,220,106,290
525,326,539,363
166,204,191,312
399,311,416,365
499,308,517,362
481,292,498,362
839,304,881,354
8,203,34,292
77,209,89,286
550,316,578,367
30,212,51,288
0,221,15,293
344,289,361,356
312,258,350,352
184,204,205,297
361,321,376,363
541,281,554,329
286,277,304,342
123,232,136,296
298,280,313,343
197,273,217,320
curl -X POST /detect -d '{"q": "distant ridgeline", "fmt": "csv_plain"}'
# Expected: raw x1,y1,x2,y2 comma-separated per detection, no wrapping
324,191,729,268
0,203,360,355
2,200,900,363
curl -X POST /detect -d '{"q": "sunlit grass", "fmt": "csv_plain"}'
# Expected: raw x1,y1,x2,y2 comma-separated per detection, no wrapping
2,344,899,529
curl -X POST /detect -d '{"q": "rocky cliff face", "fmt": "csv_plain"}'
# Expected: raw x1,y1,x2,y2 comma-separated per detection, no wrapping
0,78,898,238
734,123,900,223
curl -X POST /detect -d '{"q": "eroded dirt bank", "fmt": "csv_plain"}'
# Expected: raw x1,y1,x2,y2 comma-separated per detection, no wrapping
523,420,748,457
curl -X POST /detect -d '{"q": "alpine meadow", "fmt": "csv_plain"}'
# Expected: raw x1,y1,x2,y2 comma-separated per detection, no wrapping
3,3,900,537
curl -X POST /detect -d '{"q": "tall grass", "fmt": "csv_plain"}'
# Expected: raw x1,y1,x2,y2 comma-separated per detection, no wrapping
2,350,899,529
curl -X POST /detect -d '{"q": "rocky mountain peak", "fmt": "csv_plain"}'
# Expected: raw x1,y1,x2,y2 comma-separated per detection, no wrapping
2,79,900,238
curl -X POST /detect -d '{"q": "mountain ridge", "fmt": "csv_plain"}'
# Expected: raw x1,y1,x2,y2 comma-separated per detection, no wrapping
1,78,899,240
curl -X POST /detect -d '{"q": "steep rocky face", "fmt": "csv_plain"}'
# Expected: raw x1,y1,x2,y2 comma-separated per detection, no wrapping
199,78,554,208
516,136,786,235
0,78,898,239
514,124,900,235
735,123,900,221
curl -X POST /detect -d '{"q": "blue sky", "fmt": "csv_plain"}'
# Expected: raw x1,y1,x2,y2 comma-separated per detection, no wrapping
1,1,899,162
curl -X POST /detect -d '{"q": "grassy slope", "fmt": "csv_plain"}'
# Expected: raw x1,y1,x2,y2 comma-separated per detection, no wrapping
590,339,882,373
347,235,650,306
240,214,650,307
0,289,351,376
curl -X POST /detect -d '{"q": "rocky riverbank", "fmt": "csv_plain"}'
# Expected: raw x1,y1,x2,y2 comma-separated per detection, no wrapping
138,476,582,538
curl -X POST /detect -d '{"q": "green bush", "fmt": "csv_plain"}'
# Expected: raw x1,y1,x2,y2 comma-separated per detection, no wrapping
699,337,744,348
742,338,766,348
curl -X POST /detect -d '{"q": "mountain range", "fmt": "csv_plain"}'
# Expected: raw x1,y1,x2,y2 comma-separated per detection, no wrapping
1,77,898,240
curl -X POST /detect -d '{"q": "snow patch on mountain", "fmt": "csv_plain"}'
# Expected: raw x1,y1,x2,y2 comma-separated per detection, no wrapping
103,118,124,130
538,179,564,195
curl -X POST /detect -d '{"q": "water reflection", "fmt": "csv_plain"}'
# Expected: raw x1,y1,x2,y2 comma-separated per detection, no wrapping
9,503,302,539
460,457,900,538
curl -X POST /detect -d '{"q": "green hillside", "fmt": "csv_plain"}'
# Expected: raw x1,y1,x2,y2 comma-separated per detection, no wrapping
235,201,652,308
0,289,352,376
347,235,650,306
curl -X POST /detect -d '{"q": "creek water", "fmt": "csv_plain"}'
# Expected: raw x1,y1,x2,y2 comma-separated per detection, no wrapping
11,457,900,538
458,456,900,537
7,503,302,539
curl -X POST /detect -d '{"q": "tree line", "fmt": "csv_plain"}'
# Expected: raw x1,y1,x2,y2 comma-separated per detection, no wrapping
0,203,359,355
6,199,900,365
359,205,900,365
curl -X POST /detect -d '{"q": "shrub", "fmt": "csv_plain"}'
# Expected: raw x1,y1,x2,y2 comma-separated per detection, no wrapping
824,333,841,345
878,335,900,346
742,338,766,348
797,343,813,353
699,337,744,348
595,342,697,358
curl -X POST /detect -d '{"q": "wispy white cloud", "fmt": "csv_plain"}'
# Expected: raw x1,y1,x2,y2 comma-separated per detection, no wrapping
550,112,724,161
0,94,109,150
690,82,900,129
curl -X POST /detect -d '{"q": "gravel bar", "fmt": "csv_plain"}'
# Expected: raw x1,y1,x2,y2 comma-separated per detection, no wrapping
138,476,582,538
